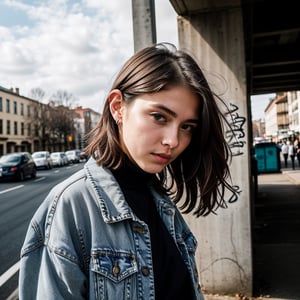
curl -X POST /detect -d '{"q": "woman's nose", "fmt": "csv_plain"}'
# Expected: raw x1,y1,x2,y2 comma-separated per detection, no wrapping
161,127,179,149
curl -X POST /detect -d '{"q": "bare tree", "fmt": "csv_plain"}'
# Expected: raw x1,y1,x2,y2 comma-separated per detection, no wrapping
27,88,79,151
48,103,79,150
28,101,52,150
29,87,46,103
50,90,75,107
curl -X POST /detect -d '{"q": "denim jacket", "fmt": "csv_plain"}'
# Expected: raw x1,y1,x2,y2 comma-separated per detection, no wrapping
19,158,204,300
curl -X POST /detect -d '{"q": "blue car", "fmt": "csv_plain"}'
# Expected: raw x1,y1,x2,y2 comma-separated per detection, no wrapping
0,152,37,181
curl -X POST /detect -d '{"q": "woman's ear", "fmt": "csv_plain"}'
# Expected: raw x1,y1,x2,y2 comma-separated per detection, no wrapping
108,89,123,123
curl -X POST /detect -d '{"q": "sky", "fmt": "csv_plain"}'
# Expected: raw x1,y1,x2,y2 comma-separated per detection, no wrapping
0,0,275,119
251,93,276,120
0,0,178,112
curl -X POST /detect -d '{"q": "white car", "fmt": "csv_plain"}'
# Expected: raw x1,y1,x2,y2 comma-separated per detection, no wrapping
32,151,53,169
65,150,81,163
51,152,69,167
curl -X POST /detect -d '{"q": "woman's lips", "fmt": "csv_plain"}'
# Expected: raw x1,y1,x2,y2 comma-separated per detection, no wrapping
152,153,171,164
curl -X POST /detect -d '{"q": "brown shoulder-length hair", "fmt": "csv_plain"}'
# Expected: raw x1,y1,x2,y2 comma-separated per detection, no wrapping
85,43,237,217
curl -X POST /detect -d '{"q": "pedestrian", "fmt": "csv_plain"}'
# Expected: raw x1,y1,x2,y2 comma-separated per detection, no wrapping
295,139,300,168
288,141,296,170
281,140,289,168
19,43,237,300
297,148,300,169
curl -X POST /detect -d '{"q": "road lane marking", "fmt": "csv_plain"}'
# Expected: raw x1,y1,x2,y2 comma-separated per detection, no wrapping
0,185,24,194
0,260,20,287
34,177,46,182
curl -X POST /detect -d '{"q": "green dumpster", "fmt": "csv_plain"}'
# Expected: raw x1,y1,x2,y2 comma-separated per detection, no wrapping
254,142,281,173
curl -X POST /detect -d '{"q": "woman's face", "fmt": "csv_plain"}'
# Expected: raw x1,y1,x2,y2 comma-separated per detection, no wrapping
112,85,199,173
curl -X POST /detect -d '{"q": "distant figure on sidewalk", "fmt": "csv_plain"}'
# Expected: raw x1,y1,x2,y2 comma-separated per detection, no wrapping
295,139,300,168
288,142,296,170
281,140,289,168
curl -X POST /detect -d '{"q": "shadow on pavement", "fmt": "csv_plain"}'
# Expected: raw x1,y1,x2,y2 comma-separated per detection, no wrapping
253,173,300,299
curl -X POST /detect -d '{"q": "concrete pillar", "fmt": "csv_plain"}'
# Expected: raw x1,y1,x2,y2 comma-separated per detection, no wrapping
177,6,253,297
132,0,157,52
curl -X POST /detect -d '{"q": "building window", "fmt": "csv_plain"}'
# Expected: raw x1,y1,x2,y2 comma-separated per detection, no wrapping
7,120,10,134
0,97,2,112
14,101,17,114
34,125,39,137
21,103,24,115
0,119,2,134
27,123,31,136
27,105,31,116
6,99,10,113
21,122,25,135
14,121,18,135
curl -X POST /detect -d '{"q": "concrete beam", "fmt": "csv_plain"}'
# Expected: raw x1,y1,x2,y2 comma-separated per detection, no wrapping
132,0,157,52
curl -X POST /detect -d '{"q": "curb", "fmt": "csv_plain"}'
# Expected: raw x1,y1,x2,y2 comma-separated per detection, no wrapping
281,170,300,185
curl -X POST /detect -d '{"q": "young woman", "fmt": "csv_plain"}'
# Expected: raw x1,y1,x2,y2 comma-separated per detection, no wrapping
19,43,236,300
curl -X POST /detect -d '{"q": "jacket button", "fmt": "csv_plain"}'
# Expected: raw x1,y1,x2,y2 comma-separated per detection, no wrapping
166,209,173,215
113,264,120,275
141,267,150,276
132,225,145,234
194,268,199,278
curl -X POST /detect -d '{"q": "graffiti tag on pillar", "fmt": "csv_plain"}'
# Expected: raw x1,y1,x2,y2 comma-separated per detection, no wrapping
227,185,242,204
226,103,246,156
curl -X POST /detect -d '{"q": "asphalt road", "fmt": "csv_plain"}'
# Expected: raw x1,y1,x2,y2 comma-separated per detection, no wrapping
0,162,83,299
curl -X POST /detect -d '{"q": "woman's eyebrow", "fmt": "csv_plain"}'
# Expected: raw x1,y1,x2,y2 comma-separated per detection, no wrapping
152,104,177,117
152,104,199,123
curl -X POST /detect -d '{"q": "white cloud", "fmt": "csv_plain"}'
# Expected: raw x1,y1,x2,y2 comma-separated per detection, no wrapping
251,93,275,120
155,0,178,45
0,0,178,112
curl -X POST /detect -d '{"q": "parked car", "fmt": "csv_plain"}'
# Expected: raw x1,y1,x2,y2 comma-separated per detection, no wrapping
65,149,81,163
80,151,89,161
0,152,36,181
32,151,53,169
51,152,69,167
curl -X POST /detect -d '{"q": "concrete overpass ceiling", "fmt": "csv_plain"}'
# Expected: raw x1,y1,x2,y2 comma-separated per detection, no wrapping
170,0,300,95
170,0,241,14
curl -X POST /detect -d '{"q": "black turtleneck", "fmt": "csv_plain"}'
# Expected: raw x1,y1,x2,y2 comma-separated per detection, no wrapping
111,158,194,300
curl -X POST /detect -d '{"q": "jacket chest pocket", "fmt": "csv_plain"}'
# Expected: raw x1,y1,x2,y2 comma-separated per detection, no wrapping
91,249,138,299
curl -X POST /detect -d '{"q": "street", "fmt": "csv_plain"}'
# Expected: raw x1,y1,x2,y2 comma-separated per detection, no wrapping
0,163,83,299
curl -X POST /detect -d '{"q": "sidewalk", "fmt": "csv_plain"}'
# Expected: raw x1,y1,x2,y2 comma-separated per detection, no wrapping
251,166,300,300
282,169,300,185
204,166,300,300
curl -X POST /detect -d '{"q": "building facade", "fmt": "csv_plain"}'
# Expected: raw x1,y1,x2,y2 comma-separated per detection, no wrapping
73,106,101,150
288,90,300,136
0,86,37,156
0,85,101,156
264,91,300,142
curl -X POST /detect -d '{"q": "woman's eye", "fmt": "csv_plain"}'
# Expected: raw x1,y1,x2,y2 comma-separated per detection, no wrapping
181,124,196,132
151,113,166,122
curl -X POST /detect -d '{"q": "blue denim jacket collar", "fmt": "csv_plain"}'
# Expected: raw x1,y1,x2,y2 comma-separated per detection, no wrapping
84,157,137,223
85,157,176,225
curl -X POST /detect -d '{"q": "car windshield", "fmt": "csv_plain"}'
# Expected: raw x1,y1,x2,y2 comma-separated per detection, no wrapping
0,154,21,163
51,153,59,157
32,153,45,158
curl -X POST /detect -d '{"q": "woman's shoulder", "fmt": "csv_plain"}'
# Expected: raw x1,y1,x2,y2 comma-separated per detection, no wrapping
28,168,88,225
53,168,87,193
49,158,112,202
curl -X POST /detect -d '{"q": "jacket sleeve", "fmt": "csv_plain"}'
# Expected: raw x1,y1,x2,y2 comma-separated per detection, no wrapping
19,197,88,300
